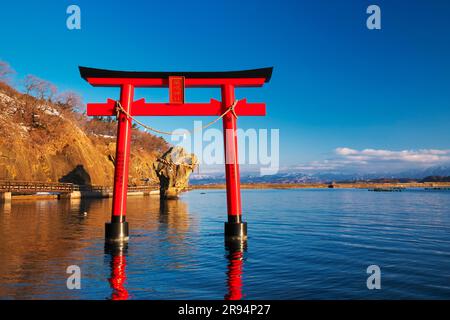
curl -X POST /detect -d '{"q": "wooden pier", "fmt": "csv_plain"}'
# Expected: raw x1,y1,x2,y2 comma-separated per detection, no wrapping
0,180,159,202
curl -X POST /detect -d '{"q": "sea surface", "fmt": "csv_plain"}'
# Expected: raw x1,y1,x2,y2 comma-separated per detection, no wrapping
0,188,449,300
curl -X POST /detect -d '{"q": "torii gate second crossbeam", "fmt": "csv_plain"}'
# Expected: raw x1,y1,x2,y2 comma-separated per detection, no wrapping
79,66,273,244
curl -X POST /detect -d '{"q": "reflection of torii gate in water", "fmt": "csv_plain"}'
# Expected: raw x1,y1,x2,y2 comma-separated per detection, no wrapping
79,66,273,243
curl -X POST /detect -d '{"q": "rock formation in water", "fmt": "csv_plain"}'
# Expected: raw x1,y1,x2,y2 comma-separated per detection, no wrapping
154,146,198,199
0,80,168,185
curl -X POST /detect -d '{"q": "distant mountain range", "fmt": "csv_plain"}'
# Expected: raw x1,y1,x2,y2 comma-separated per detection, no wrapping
189,165,450,184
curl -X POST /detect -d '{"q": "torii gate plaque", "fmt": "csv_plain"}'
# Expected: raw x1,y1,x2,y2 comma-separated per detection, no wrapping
79,66,273,244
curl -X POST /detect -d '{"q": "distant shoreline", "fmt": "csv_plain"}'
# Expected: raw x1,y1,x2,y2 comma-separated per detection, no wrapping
191,182,450,190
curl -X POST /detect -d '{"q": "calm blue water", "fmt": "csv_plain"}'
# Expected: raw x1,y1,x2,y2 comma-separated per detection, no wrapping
0,189,449,299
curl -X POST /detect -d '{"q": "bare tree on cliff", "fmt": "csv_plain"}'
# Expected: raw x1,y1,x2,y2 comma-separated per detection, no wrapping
22,75,58,125
23,75,58,102
57,91,83,112
0,61,15,84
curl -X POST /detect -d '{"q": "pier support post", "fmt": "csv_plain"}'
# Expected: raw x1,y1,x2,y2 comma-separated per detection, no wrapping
222,84,247,242
106,84,134,243
0,192,12,203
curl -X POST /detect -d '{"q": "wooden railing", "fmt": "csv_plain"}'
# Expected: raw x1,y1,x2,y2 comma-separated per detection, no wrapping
0,180,75,193
0,180,158,194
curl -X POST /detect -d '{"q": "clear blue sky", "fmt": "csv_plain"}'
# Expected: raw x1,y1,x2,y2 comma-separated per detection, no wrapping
1,0,450,172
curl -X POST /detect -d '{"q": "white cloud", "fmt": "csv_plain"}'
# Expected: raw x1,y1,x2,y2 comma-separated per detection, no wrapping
335,147,358,156
291,148,450,173
335,148,450,163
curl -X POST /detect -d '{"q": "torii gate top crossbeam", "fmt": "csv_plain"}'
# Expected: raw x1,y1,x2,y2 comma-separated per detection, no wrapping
79,66,273,88
79,66,273,117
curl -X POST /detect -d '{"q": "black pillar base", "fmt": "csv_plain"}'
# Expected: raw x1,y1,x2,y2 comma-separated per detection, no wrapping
225,238,247,252
224,221,247,241
104,241,128,254
105,221,129,243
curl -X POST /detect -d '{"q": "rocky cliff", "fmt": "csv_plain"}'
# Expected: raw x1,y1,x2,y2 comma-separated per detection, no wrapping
0,81,168,186
154,146,198,199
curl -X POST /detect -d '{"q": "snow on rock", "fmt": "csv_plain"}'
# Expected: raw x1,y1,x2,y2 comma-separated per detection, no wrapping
93,133,116,139
18,123,31,132
37,104,61,116
0,92,14,104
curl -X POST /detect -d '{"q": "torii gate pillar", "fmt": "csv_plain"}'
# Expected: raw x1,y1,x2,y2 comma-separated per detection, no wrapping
79,66,273,244
222,84,246,241
105,84,134,242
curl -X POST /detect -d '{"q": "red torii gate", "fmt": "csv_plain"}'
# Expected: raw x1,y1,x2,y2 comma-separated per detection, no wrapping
79,66,273,244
